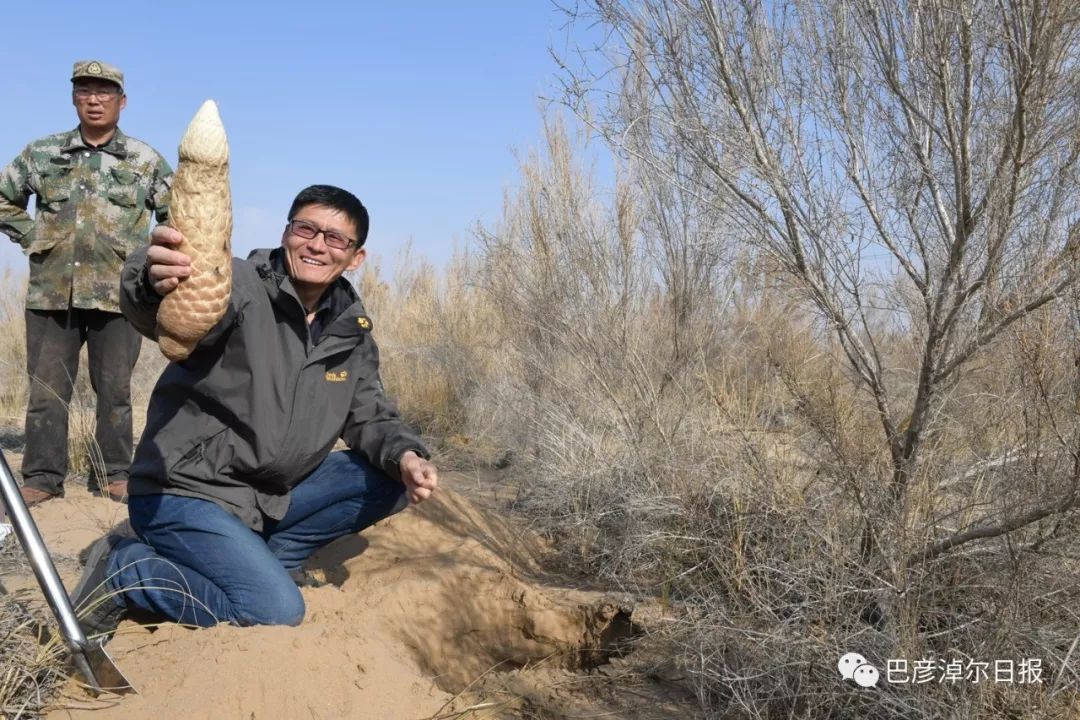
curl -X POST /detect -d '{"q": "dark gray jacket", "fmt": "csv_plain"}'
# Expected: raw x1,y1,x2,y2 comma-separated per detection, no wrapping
120,247,428,531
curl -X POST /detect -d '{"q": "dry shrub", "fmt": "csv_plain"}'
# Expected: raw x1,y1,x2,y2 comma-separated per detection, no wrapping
439,104,1080,718
352,244,513,465
467,119,733,571
511,0,1080,716
465,117,778,587
675,304,1080,718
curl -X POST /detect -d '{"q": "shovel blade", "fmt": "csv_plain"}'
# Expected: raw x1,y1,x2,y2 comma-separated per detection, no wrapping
71,641,136,695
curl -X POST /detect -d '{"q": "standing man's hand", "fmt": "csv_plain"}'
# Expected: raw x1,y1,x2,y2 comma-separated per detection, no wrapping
146,225,192,296
399,450,438,504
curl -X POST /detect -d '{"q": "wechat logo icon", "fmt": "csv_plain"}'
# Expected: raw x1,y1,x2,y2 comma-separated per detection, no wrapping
838,652,880,688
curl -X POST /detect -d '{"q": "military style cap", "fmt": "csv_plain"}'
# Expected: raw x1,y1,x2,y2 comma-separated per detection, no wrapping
71,60,124,91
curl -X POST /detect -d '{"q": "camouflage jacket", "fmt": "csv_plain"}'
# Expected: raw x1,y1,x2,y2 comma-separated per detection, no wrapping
0,127,172,313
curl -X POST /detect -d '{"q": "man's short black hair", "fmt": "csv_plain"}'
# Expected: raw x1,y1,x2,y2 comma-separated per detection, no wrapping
287,185,370,248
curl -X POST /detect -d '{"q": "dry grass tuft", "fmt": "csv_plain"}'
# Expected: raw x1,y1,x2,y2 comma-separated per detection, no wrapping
0,591,68,719
352,243,510,466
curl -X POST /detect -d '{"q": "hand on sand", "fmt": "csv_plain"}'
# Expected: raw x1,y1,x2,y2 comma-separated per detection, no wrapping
146,225,192,296
399,451,438,504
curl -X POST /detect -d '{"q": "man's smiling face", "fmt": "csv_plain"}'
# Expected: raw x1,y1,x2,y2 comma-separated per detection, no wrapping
281,203,366,304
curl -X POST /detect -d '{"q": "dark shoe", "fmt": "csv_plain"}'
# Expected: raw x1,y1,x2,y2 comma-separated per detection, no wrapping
105,480,128,504
71,521,136,645
20,485,61,506
288,568,328,589
89,479,128,504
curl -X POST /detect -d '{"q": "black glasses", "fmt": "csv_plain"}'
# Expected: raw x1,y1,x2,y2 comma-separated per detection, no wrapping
286,219,356,250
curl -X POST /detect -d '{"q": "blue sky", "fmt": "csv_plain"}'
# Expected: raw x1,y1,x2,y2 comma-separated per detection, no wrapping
0,1,578,273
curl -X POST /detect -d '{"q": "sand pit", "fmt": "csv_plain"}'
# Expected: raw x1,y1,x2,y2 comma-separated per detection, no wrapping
1,472,690,719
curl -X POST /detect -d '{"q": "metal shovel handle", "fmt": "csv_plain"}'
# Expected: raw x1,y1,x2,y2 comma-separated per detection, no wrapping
0,448,134,694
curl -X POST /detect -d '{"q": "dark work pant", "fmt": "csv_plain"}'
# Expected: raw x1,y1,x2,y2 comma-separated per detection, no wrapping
22,308,142,495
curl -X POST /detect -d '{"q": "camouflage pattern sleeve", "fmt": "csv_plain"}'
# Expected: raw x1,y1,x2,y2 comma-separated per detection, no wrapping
0,146,36,248
148,154,173,224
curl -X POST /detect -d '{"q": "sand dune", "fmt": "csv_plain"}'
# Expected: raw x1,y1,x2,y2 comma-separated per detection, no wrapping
1,473,688,719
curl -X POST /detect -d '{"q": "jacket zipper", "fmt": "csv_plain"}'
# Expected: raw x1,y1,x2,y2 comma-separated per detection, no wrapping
268,304,313,478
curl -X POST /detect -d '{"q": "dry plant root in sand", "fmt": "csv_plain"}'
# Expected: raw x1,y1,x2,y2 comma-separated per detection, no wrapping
156,99,232,361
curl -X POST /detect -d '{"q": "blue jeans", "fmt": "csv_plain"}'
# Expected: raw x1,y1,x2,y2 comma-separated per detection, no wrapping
107,450,408,627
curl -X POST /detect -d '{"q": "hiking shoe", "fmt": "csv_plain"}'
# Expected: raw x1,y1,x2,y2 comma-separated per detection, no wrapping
71,521,136,644
288,568,328,589
20,485,61,506
88,479,129,504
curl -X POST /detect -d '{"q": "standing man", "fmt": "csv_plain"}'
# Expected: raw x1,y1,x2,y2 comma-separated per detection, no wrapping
0,60,173,505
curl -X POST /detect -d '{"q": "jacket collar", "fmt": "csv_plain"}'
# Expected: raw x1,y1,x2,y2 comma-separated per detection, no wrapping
61,126,129,158
60,127,128,158
250,248,371,341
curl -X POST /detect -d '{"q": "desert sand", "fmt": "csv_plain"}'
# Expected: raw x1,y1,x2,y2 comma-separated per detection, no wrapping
2,466,692,719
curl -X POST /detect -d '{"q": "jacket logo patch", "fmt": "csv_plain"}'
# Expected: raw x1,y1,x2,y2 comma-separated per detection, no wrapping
325,370,349,382
356,316,371,330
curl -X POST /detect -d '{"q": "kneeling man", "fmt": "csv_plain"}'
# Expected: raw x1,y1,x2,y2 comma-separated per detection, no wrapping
73,185,437,640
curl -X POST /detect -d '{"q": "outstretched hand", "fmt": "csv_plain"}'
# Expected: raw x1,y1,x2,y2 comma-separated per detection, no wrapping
399,450,438,504
146,225,192,296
